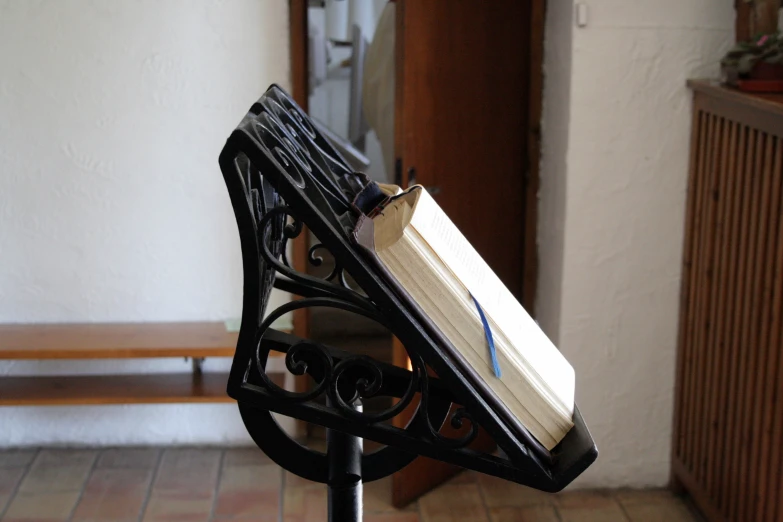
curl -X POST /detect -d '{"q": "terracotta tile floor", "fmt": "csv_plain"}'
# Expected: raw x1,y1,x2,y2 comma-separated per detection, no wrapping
0,447,703,522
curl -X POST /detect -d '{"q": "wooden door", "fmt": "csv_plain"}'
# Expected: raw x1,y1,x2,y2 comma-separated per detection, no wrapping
391,0,541,506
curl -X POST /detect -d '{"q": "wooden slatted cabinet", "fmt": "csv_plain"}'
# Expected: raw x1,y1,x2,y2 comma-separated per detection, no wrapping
673,81,783,522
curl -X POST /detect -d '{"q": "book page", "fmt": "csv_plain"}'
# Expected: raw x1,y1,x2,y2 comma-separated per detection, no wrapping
409,188,575,414
379,238,569,448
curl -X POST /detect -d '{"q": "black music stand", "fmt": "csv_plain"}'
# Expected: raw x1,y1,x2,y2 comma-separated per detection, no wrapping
218,85,597,522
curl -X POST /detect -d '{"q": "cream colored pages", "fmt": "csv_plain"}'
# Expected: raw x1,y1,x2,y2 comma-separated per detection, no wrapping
406,187,575,416
401,230,573,439
380,246,560,449
370,188,573,447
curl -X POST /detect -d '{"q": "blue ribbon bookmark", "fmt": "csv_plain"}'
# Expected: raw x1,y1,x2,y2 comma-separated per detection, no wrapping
470,294,501,378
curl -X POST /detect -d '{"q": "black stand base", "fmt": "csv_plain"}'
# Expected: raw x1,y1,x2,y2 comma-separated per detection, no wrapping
327,429,362,521
327,400,363,522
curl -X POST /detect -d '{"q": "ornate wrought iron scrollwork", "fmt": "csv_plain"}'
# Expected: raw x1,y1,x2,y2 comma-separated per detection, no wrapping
245,86,371,237
257,208,373,309
241,198,473,444
308,243,355,291
246,273,433,434
248,297,469,443
223,86,494,459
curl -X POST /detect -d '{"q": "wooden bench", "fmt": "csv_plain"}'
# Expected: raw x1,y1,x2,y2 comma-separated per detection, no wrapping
0,322,283,406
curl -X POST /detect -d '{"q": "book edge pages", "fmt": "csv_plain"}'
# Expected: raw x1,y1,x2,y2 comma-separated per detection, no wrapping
397,229,573,432
380,239,561,445
353,213,558,458
407,187,576,416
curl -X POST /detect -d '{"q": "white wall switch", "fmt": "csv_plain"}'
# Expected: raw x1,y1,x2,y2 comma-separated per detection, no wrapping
576,3,588,28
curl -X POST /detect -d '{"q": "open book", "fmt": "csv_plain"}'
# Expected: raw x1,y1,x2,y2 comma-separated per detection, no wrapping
354,185,575,450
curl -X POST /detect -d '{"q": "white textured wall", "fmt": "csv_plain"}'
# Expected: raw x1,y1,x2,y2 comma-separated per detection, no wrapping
539,0,734,487
0,0,290,446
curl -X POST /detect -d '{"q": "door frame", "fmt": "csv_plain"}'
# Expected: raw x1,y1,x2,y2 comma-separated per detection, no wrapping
523,0,545,314
288,0,311,436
